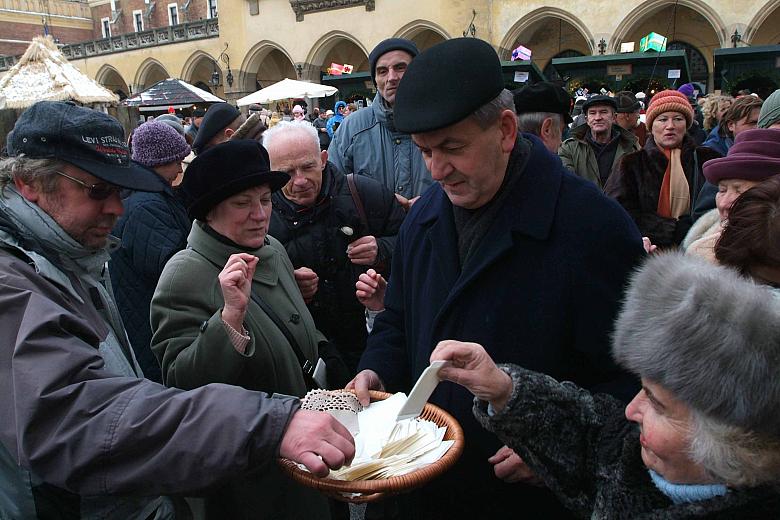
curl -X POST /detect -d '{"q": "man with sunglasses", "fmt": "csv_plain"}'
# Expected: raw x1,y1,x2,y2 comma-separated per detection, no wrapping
0,101,355,519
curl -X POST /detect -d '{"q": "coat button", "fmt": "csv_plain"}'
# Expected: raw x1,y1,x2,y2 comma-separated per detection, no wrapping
395,138,401,144
290,313,301,324
200,321,208,332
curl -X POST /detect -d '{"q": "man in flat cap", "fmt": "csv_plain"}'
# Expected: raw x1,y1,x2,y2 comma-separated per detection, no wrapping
191,101,244,155
559,94,639,189
348,38,644,518
328,38,432,209
0,101,354,518
513,81,573,153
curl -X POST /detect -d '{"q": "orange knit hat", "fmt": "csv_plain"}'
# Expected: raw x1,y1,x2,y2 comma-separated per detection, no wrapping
645,90,694,129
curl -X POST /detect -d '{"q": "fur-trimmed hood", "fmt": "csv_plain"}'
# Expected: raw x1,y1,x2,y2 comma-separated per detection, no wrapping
612,253,780,437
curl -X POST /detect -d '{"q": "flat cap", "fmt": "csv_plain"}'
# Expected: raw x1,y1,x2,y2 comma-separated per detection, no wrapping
513,82,573,123
192,102,240,154
394,38,505,134
582,95,617,113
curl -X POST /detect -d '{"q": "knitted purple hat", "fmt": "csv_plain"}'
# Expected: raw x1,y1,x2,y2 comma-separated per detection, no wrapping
131,121,190,168
677,83,695,98
703,128,780,184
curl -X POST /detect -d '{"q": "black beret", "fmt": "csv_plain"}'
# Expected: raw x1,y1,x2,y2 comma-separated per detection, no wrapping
369,38,419,84
181,140,289,221
582,95,617,113
192,102,240,155
513,82,573,123
614,91,641,113
394,38,504,134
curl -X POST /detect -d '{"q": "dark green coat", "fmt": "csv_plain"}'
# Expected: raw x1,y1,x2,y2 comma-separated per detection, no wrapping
151,222,328,519
151,222,322,395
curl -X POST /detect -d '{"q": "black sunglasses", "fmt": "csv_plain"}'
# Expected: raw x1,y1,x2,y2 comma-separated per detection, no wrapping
55,171,132,200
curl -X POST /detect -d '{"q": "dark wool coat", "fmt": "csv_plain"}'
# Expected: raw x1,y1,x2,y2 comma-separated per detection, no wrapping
358,134,646,517
605,135,721,248
477,365,780,519
270,162,404,373
110,183,190,383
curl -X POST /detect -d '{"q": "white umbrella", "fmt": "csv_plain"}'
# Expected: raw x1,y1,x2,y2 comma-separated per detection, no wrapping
236,78,338,106
0,35,119,109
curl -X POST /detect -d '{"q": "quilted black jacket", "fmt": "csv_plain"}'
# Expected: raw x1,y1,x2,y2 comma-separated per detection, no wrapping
110,183,190,382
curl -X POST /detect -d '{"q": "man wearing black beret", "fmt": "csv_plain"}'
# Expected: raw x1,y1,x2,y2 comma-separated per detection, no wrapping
191,101,244,155
513,81,573,153
328,38,432,209
559,94,639,188
348,38,645,518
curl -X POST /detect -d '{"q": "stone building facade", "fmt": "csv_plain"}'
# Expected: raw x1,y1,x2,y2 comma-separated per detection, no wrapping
2,0,780,102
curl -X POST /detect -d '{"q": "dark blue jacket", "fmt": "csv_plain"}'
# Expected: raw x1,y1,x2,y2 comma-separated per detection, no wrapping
358,134,645,517
110,184,190,383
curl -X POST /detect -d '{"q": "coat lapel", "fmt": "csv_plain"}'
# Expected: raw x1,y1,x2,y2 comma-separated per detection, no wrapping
431,136,564,327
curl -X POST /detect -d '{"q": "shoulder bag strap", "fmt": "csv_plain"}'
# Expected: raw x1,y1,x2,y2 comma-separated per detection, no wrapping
248,291,320,390
192,248,320,389
346,173,370,231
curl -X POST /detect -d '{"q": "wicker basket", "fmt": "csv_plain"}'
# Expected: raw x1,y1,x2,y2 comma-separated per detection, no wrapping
278,390,465,503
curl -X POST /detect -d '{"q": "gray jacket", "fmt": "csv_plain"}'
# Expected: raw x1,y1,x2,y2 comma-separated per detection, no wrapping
0,187,300,519
327,92,432,198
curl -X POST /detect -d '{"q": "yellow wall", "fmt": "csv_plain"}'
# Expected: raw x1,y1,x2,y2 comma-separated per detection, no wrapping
60,0,779,98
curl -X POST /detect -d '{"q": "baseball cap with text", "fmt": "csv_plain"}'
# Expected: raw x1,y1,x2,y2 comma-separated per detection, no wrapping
7,101,164,192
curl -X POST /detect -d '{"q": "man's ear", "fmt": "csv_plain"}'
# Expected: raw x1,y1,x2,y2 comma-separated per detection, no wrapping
320,149,328,169
540,117,554,138
13,176,41,202
499,109,518,154
224,128,235,139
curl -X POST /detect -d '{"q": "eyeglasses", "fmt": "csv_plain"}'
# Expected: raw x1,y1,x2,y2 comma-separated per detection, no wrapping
55,171,131,200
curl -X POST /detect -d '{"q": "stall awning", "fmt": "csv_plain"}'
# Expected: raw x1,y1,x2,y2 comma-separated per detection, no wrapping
550,50,691,91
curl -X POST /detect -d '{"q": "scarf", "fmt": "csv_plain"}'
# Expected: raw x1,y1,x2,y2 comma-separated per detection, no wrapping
656,146,690,218
649,470,728,505
0,186,139,376
0,185,117,279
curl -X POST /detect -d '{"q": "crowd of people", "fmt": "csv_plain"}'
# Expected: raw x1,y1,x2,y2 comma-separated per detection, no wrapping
1,35,779,520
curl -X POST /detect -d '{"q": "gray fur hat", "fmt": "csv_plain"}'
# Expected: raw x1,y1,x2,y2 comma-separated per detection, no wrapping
612,253,780,437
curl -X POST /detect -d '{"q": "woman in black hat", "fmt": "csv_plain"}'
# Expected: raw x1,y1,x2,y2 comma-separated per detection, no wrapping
150,139,331,519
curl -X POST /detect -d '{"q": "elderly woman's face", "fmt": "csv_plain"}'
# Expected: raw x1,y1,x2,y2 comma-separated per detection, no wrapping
651,111,687,149
716,178,760,222
206,185,272,249
625,379,712,484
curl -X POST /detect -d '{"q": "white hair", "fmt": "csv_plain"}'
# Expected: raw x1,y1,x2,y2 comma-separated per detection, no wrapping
262,120,319,151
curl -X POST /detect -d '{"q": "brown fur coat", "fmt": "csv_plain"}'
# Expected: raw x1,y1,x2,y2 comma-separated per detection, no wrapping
605,135,720,248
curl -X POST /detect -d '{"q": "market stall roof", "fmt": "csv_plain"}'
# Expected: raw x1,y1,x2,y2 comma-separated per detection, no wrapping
713,45,780,97
123,78,224,107
500,60,547,87
237,78,338,106
0,35,119,109
550,50,691,88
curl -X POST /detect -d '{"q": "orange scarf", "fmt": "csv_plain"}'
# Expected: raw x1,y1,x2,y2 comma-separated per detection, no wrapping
657,147,690,218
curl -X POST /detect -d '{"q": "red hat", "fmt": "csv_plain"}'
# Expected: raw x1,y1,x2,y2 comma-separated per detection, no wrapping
703,128,780,184
645,90,694,129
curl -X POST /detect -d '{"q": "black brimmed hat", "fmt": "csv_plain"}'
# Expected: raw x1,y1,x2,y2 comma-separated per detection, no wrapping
394,38,505,134
614,91,641,113
181,140,289,221
191,102,240,155
513,82,573,123
7,101,163,192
